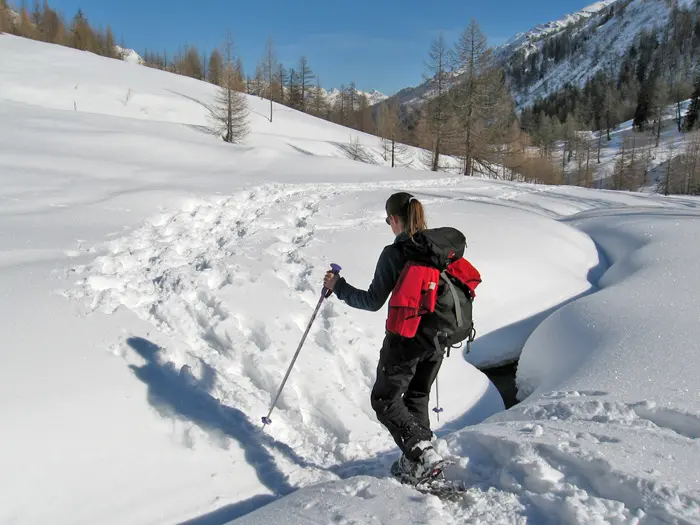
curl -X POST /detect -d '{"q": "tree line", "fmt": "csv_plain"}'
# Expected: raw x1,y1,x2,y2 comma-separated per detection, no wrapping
1,0,119,58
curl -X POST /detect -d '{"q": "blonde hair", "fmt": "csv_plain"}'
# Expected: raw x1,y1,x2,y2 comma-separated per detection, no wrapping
386,192,427,236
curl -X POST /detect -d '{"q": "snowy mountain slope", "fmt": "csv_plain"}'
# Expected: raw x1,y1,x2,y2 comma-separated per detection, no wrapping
2,34,700,525
394,0,683,109
500,0,617,54
557,99,693,189
0,35,438,172
504,0,676,108
324,87,388,106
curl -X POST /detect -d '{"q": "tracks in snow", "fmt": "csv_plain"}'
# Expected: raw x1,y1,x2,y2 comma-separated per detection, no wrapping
63,178,469,490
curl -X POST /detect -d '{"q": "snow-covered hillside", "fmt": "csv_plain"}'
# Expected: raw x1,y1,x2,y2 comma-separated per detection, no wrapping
502,0,678,108
501,0,616,53
109,44,387,108
557,99,693,189
2,34,700,525
394,0,691,109
324,87,388,106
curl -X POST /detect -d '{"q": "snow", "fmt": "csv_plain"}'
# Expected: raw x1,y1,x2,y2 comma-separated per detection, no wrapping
557,99,694,188
506,0,673,108
397,0,677,112
324,87,389,106
2,33,700,525
501,0,616,55
115,45,144,65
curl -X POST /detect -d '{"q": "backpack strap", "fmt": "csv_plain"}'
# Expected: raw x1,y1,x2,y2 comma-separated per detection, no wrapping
441,271,463,328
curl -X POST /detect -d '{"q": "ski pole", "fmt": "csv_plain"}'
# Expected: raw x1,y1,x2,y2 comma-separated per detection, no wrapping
261,263,342,430
433,375,443,422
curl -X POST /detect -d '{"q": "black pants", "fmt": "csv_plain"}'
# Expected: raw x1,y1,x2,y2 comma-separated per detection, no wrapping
370,334,443,461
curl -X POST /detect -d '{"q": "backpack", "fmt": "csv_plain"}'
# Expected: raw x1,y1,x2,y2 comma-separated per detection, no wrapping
386,228,482,353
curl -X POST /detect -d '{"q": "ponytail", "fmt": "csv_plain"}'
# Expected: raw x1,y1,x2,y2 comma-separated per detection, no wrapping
386,192,427,237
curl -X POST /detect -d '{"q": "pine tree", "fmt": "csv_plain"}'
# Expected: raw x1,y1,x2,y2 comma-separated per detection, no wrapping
209,29,249,144
685,74,700,132
633,75,654,131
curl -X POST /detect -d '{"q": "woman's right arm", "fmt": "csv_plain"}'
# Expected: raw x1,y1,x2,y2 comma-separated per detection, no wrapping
333,245,404,312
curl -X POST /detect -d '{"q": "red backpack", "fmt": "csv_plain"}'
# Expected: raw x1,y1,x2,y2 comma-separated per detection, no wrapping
386,228,481,350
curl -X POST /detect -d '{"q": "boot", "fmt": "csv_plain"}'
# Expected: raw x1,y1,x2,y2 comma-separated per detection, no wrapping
411,441,445,480
390,454,418,479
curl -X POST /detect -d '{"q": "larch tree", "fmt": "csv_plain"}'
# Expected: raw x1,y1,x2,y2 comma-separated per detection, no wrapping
209,29,249,144
298,56,315,112
357,94,373,133
311,78,328,118
276,64,288,104
70,9,94,52
377,98,407,168
451,20,512,176
261,37,278,121
423,33,452,172
208,49,223,86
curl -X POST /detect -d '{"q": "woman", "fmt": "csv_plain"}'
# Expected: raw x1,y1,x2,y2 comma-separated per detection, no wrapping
323,191,468,480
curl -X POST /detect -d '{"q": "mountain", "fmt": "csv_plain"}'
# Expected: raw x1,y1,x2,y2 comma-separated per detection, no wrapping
323,87,388,106
393,0,695,110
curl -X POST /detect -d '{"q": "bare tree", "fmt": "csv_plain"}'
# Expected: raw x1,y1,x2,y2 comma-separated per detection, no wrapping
451,20,513,176
261,37,277,121
357,94,373,133
298,56,315,112
208,49,223,86
423,33,452,171
180,44,203,79
310,78,329,118
0,1,6,34
276,64,288,104
209,29,249,144
376,99,408,167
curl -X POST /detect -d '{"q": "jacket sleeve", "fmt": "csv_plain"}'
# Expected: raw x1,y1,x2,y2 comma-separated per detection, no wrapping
333,245,404,312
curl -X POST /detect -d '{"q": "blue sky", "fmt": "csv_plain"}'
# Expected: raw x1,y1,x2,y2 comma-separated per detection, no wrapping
45,0,593,94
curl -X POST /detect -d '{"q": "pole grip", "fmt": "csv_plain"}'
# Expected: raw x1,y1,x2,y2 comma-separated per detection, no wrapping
323,263,342,298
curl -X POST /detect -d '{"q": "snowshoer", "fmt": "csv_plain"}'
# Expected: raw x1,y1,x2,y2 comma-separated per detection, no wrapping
323,192,480,482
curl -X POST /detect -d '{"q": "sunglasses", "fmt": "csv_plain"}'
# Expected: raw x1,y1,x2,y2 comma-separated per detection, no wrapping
385,216,391,225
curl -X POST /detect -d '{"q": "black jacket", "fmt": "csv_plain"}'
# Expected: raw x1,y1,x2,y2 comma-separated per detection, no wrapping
333,228,471,351
333,233,410,312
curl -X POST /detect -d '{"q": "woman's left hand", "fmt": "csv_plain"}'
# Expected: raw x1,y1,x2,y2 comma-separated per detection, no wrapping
324,271,339,291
